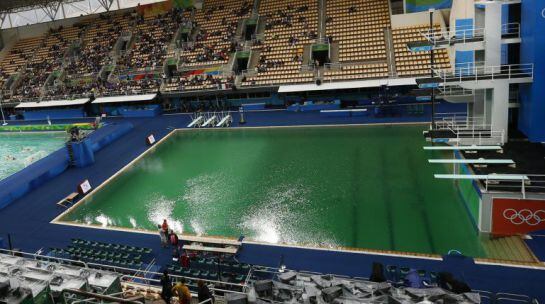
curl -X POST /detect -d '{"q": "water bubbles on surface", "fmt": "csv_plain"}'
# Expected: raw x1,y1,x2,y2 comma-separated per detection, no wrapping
129,217,138,228
239,182,340,248
146,193,184,234
95,214,113,227
181,172,230,234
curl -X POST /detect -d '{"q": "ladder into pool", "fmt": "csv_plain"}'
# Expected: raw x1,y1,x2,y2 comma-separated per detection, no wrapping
188,112,233,128
216,112,232,127
187,114,204,128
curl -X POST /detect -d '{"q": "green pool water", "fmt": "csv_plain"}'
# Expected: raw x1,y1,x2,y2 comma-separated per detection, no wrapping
0,132,66,181
61,125,486,257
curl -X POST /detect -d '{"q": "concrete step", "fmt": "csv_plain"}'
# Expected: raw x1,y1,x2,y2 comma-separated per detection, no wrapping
482,235,536,263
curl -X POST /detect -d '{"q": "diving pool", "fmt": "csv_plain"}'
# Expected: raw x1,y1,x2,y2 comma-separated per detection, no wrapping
58,125,486,257
0,132,67,181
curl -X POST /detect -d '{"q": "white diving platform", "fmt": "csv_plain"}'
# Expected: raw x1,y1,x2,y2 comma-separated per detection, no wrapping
216,115,232,127
423,145,502,151
428,159,514,164
434,174,528,181
187,116,204,128
202,115,217,127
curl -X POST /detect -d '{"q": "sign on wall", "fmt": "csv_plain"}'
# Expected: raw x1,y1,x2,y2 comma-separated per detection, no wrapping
492,198,545,235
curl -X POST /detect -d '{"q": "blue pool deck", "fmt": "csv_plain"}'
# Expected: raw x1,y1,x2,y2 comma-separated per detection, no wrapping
0,110,544,300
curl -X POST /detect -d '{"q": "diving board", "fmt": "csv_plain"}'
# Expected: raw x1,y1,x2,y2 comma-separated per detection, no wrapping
423,145,502,151
202,115,217,127
434,174,528,180
429,159,514,164
216,115,232,127
187,116,204,128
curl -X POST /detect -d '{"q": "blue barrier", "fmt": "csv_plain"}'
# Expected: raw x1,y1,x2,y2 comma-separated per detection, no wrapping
288,100,341,112
87,123,133,152
71,140,95,167
0,148,70,209
242,103,266,111
119,105,162,118
0,123,133,210
320,109,368,117
23,109,85,120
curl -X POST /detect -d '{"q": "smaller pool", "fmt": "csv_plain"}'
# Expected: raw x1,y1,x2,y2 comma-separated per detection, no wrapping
0,132,67,181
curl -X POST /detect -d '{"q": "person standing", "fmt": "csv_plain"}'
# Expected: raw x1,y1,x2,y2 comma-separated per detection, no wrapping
170,230,180,257
158,225,168,248
198,280,214,304
162,219,169,233
160,270,173,303
172,278,192,304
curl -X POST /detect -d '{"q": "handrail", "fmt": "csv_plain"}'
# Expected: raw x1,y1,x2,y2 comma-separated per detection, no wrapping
0,249,248,292
418,23,520,45
434,63,534,83
61,288,144,304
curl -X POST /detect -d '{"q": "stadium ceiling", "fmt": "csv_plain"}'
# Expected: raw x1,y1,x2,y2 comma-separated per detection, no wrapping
0,0,165,29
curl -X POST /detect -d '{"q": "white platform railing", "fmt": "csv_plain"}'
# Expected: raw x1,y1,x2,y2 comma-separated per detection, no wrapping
433,63,534,83
418,23,520,45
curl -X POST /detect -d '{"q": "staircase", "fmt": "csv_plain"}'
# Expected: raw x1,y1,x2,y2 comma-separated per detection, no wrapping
302,44,313,66
317,0,327,40
66,142,76,167
481,235,538,263
384,27,397,77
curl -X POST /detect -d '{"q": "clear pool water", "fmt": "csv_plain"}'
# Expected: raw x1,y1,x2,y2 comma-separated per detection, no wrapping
60,125,486,257
0,132,67,181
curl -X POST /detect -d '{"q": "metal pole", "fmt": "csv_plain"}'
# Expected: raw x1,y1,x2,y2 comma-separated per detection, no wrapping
7,234,12,251
0,97,7,126
429,8,436,130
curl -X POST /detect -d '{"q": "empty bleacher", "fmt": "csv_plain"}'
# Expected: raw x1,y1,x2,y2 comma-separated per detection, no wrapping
392,24,451,77
167,254,250,286
50,238,153,270
326,0,390,63
322,0,391,82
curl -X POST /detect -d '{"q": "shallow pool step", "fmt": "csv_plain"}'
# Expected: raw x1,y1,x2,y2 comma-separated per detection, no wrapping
482,235,537,263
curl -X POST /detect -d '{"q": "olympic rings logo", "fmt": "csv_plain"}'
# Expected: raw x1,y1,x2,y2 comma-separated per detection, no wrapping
503,209,545,226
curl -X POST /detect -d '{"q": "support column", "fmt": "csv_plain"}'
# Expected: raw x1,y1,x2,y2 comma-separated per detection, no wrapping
489,84,509,143
484,2,502,67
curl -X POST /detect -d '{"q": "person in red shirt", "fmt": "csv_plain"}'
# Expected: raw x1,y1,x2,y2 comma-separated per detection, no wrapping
162,219,169,233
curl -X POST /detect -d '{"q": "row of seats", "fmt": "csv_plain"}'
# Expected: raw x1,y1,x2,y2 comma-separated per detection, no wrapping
70,238,153,255
392,25,451,77
50,246,145,269
242,0,318,86
326,0,390,63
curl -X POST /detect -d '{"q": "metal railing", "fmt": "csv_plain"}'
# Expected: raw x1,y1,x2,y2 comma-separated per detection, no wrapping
437,86,475,97
484,174,545,198
434,63,534,83
418,23,520,45
501,23,521,37
450,129,505,146
0,248,249,294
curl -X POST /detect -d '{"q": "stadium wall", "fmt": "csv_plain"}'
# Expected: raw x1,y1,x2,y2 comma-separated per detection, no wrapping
518,0,545,142
22,108,86,120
